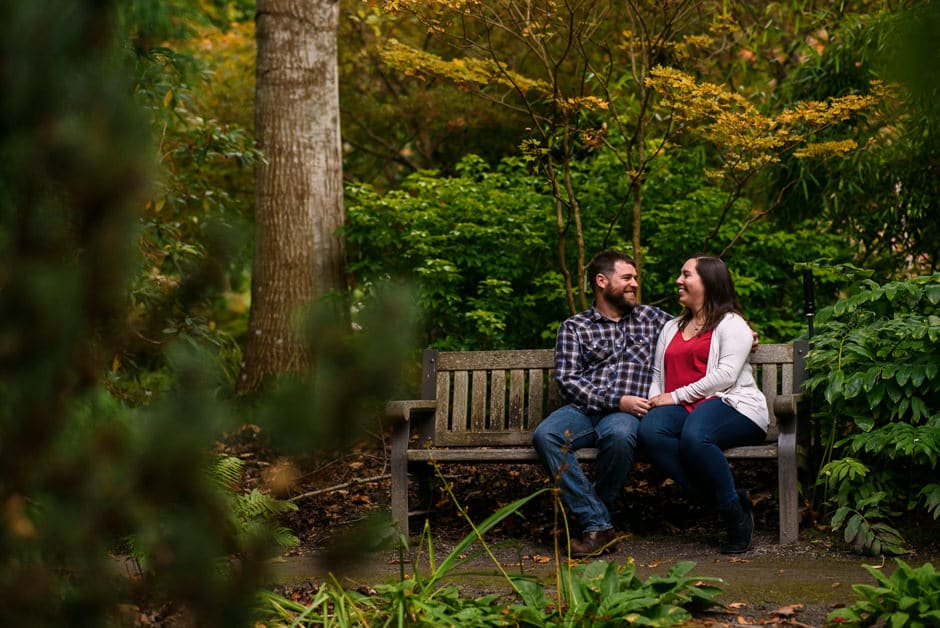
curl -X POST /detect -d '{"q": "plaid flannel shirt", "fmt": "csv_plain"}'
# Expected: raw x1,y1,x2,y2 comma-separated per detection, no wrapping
554,304,673,415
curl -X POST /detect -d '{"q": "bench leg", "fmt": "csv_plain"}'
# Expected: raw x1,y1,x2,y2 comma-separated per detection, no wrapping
390,421,410,540
778,429,799,544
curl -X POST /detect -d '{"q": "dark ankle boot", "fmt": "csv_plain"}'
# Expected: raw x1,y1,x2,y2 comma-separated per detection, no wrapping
721,496,754,554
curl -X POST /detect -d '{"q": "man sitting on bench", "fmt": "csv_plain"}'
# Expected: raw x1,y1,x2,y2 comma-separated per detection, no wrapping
532,250,671,557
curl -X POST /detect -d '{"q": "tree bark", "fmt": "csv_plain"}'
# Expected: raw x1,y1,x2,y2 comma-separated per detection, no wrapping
239,0,346,393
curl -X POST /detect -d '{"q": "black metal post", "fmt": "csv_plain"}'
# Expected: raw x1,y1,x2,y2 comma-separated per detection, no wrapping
802,268,815,339
801,268,819,493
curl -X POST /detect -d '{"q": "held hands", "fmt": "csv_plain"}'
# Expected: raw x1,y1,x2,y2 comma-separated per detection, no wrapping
620,393,677,416
619,395,651,417
648,393,674,409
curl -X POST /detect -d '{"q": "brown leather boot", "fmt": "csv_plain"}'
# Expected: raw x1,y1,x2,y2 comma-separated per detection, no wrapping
570,528,618,557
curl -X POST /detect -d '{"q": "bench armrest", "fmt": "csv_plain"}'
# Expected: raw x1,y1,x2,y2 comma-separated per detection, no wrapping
385,399,436,424
772,393,803,420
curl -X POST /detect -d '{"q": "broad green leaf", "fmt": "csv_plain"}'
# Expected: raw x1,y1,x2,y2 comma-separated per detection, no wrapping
898,595,918,611
844,513,862,542
895,398,910,421
926,284,940,304
826,370,845,403
889,611,910,628
867,382,885,407
862,366,882,391
844,375,864,399
831,505,850,529
926,362,939,380
896,367,911,387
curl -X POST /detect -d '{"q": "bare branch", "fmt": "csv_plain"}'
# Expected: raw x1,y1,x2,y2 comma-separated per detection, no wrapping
288,474,390,502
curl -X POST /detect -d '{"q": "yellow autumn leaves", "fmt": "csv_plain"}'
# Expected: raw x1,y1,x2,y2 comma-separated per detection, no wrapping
647,66,888,179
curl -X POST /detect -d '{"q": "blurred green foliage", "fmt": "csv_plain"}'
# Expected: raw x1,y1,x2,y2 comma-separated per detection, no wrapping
0,0,417,623
772,1,940,277
0,1,261,620
115,7,260,403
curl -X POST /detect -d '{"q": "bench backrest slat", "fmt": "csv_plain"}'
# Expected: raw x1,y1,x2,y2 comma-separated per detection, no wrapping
490,369,506,430
528,369,544,426
423,345,796,448
435,370,452,435
508,369,526,429
472,371,487,431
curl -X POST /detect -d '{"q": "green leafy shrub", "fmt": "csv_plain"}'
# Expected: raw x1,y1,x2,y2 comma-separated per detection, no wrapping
826,559,940,627
345,151,848,352
345,155,566,350
805,273,940,555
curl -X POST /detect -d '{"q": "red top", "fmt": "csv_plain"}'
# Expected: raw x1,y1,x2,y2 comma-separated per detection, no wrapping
664,329,714,411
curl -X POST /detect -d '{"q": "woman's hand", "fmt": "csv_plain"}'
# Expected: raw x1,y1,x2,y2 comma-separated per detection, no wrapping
648,393,674,408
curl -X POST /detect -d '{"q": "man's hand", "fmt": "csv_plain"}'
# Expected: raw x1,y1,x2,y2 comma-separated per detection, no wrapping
619,395,651,417
751,327,759,352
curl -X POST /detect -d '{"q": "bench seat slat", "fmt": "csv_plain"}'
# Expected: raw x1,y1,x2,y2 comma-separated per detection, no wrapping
432,432,533,447
408,447,568,463
407,444,779,463
724,444,779,458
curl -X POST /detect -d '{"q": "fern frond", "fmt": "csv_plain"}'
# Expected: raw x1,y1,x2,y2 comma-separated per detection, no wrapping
235,489,298,520
209,454,244,491
920,483,940,519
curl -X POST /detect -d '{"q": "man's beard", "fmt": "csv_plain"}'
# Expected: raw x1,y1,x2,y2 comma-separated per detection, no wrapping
604,284,635,315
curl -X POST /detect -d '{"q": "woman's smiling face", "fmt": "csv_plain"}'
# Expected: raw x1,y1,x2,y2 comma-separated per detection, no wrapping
677,257,705,313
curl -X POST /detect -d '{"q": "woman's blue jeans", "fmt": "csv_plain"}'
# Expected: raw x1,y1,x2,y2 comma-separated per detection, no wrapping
637,398,765,510
532,404,640,533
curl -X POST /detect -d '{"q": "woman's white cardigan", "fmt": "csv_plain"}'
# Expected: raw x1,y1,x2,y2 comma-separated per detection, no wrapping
649,312,769,432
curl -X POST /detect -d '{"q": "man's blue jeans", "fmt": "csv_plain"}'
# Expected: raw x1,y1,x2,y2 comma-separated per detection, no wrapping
532,404,640,533
637,398,765,510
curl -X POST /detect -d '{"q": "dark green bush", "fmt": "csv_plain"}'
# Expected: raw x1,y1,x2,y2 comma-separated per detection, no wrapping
805,273,940,555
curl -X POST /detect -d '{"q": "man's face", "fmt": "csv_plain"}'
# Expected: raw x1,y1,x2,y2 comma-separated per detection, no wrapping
600,261,639,312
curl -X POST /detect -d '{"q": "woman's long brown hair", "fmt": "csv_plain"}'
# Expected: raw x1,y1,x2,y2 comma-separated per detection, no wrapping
677,256,745,334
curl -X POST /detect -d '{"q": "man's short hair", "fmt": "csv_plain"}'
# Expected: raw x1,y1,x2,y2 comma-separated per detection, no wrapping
586,250,637,292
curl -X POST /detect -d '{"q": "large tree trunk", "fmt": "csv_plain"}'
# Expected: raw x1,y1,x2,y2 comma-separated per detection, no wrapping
239,0,346,393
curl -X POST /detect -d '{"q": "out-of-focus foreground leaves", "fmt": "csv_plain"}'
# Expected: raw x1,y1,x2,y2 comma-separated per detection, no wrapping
0,2,421,623
0,1,261,624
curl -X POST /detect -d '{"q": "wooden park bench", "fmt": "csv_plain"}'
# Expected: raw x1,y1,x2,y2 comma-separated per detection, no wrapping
386,342,808,544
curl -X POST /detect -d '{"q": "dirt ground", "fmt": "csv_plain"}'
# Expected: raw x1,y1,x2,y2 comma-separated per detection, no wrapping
228,428,940,627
